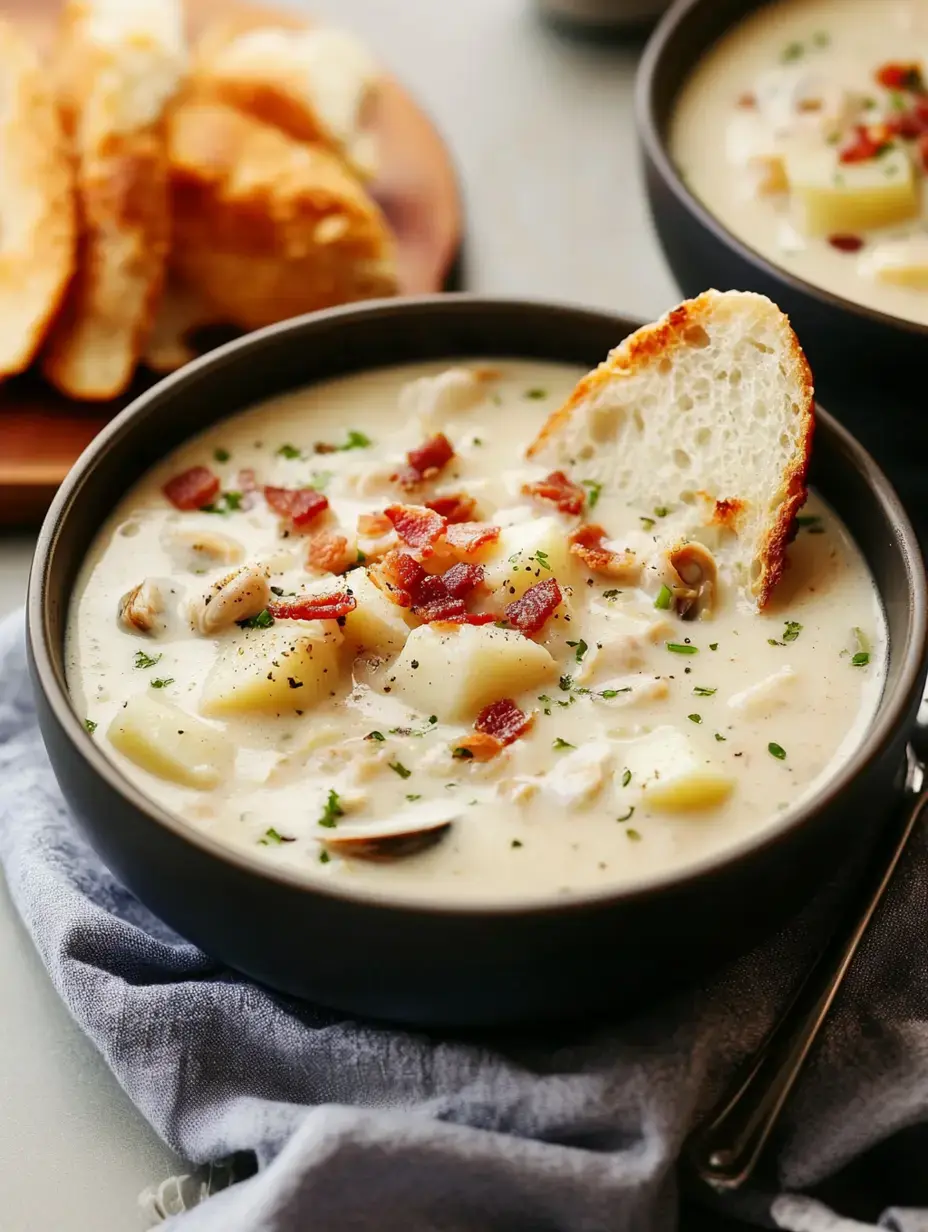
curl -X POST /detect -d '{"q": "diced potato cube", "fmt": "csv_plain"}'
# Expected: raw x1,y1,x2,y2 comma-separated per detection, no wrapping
201,624,343,716
860,235,928,288
785,142,919,237
621,726,734,812
482,516,573,607
542,740,613,807
343,569,415,655
390,624,556,720
108,694,233,789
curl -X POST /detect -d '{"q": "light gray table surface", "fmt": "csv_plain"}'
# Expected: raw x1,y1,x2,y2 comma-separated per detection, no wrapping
0,2,677,1227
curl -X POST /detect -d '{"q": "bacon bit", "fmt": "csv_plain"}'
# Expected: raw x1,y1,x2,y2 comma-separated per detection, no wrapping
440,563,484,598
452,732,504,762
306,531,354,574
828,234,865,253
737,92,757,109
357,511,393,537
416,596,470,622
163,466,220,511
522,470,586,516
394,433,455,490
839,124,892,164
919,132,928,171
504,577,562,636
886,103,928,140
264,485,329,528
384,504,447,554
426,493,479,523
568,524,639,579
369,551,425,607
268,591,357,621
430,614,497,630
475,698,533,746
443,521,501,557
876,61,925,93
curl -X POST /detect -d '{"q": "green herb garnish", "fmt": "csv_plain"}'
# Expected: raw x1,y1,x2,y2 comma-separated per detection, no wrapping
640,516,656,530
626,828,642,841
538,694,553,715
715,732,727,742
532,550,551,570
599,687,632,699
306,471,333,491
559,675,573,691
603,589,621,600
709,642,719,651
783,621,803,643
202,490,244,515
654,584,672,611
237,608,274,630
566,638,588,663
525,388,547,400
511,839,523,849
339,430,372,451
851,652,871,667
666,642,698,655
134,650,162,669
451,748,473,761
768,638,786,648
150,678,174,689
365,731,386,742
688,713,703,724
768,742,787,761
693,686,716,697
781,40,804,62
552,737,575,751
654,505,670,518
406,793,422,802
277,443,303,459
214,447,230,463
621,768,632,787
582,479,603,509
84,719,97,734
319,850,331,864
618,806,635,823
317,789,345,828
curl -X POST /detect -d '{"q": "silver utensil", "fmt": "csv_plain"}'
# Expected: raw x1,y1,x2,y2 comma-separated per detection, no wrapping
687,734,928,1192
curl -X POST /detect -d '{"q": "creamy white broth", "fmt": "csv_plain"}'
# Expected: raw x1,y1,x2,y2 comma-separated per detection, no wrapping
671,0,928,327
66,359,886,904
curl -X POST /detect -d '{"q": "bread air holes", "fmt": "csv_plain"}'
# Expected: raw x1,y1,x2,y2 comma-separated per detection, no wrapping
693,377,711,398
683,325,710,348
753,400,767,420
747,338,774,354
696,427,712,446
677,393,694,412
673,448,691,470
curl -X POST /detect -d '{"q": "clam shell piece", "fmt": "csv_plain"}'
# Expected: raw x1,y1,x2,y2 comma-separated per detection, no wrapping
118,580,165,635
192,566,270,635
665,542,718,620
322,814,454,863
164,526,244,570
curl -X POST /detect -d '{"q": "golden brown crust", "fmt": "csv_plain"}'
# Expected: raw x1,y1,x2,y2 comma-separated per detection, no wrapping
0,20,76,378
166,100,396,330
529,290,815,610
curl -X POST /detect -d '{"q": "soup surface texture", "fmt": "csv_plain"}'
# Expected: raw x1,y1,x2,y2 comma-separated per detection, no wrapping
67,359,885,904
672,0,928,326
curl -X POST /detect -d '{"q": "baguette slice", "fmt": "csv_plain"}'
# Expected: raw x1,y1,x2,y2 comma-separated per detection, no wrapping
42,0,185,401
0,21,76,378
529,290,814,609
192,19,381,180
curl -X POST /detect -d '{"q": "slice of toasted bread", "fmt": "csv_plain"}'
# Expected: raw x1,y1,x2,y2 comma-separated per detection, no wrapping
143,277,221,374
192,19,380,179
528,290,814,609
42,0,185,401
167,100,397,331
0,21,76,379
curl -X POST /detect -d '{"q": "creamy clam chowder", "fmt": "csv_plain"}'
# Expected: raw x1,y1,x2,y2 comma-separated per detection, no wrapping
672,0,928,326
66,360,886,904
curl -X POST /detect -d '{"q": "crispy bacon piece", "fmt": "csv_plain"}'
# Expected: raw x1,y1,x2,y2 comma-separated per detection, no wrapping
426,493,478,523
876,61,925,92
416,596,469,622
369,551,425,607
443,521,501,557
504,577,562,636
385,504,447,554
828,234,865,253
394,433,455,490
268,592,357,621
357,511,393,537
839,125,891,164
440,562,484,598
522,470,585,515
452,732,504,762
264,485,329,528
306,531,354,575
370,551,488,623
163,466,220,511
475,698,533,746
568,524,639,580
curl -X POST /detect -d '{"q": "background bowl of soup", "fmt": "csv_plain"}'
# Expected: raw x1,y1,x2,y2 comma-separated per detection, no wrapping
637,0,928,428
27,295,928,1026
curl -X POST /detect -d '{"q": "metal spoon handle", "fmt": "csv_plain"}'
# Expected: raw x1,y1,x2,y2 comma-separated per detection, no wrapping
688,758,928,1192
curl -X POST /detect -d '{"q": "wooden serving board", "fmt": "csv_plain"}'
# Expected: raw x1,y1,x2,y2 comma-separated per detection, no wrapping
0,0,463,528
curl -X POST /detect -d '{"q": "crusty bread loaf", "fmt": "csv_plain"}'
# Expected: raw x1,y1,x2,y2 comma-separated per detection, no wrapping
42,0,185,401
192,19,380,179
0,21,76,379
529,290,814,609
167,100,397,331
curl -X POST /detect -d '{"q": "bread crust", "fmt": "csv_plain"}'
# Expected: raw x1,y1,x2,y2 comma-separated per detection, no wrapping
529,290,815,610
167,100,396,330
0,20,76,378
42,0,182,401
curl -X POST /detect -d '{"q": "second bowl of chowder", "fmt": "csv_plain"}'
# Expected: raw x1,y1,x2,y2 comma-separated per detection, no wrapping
28,297,927,1025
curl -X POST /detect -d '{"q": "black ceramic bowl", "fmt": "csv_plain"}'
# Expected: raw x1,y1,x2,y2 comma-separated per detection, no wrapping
637,0,928,424
27,296,928,1027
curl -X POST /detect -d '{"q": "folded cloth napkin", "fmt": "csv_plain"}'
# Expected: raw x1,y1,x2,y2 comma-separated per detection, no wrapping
2,608,927,1232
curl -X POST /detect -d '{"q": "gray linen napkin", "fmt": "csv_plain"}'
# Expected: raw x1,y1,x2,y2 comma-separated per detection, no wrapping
1,608,927,1232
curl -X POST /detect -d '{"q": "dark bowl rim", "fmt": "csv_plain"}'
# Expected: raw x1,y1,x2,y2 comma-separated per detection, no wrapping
635,0,928,341
27,293,928,919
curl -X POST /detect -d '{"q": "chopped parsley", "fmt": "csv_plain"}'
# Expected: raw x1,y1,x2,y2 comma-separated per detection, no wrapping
213,447,230,463
617,806,635,823
451,748,473,761
566,638,588,663
150,678,174,689
768,638,786,648
525,388,547,400
603,589,621,601
405,793,422,802
237,608,274,630
621,768,632,787
851,627,871,667
626,828,642,841
552,737,575,751
84,719,97,734
134,650,162,670
666,642,698,655
319,850,331,864
780,40,804,62
317,789,345,828
582,479,603,509
599,687,632,699
365,730,386,742
812,29,830,47
653,505,670,518
277,443,303,459
260,827,286,845
640,516,656,530
472,437,483,446
768,742,787,761
714,732,727,742
796,514,824,534
709,642,719,652
688,713,703,724
559,675,573,691
654,584,672,611
538,694,553,715
340,429,373,451
851,651,871,667
693,686,716,697
511,839,523,849
783,621,803,643
202,490,244,515
390,760,413,777
532,550,551,570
